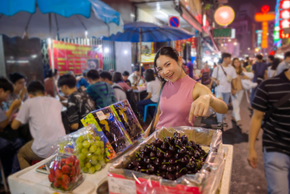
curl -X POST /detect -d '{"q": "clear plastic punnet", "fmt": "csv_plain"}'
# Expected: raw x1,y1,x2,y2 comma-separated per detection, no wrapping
108,127,225,194
55,124,115,173
46,153,84,192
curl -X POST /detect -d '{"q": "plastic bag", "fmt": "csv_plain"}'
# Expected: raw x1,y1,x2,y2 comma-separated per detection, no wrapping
111,100,144,142
56,125,115,173
81,108,132,155
46,153,84,192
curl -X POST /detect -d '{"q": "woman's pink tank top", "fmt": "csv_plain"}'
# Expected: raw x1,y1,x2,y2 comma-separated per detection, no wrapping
156,75,197,129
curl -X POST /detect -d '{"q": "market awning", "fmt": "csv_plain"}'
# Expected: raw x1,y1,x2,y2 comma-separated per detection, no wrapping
0,0,124,39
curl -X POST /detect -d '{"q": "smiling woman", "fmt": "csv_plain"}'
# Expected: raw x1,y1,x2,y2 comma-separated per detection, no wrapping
144,47,228,137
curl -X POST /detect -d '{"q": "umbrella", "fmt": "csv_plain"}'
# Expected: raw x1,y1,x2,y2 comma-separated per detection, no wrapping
0,0,124,97
0,0,123,39
109,22,194,42
107,22,194,69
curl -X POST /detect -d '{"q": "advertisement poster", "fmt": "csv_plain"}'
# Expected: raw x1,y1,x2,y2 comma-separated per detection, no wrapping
49,40,103,75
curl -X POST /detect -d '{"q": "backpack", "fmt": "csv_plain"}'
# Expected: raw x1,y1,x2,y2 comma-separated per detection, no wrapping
95,83,116,108
113,86,139,115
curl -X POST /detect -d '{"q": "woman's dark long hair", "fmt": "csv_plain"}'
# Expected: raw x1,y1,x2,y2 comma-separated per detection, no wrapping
112,72,124,83
271,58,281,70
144,69,155,82
153,46,180,82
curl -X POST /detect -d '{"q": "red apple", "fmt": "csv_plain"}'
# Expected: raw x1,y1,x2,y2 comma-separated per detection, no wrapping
61,165,71,174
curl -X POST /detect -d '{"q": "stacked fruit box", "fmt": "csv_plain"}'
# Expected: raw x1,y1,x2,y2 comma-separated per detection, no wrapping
108,127,225,194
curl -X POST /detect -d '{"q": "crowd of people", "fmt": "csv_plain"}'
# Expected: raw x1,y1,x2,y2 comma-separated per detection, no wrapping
1,46,290,193
0,65,163,177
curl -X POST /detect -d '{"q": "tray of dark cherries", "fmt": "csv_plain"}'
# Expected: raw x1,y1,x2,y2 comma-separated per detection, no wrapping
126,132,208,180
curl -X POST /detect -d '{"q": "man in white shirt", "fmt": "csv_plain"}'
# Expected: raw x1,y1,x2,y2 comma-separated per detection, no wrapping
11,81,66,169
100,71,127,102
275,51,290,75
128,67,144,89
212,53,238,127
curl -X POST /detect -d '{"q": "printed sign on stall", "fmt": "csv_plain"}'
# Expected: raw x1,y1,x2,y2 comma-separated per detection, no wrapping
49,40,103,75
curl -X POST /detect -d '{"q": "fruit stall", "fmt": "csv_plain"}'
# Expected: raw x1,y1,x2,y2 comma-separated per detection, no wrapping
8,100,233,194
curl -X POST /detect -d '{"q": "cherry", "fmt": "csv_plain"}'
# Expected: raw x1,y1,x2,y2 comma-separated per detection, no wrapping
181,157,189,164
153,138,163,147
169,145,176,153
167,165,176,172
175,171,182,179
160,142,169,150
164,151,172,159
127,162,134,169
156,150,164,158
150,145,157,152
194,151,201,159
181,135,188,145
150,152,156,158
166,173,175,180
161,164,167,171
169,158,175,165
161,172,167,179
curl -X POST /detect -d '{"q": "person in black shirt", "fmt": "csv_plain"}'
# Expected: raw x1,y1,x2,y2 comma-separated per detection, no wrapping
267,55,274,67
248,68,290,194
58,74,95,131
122,71,131,87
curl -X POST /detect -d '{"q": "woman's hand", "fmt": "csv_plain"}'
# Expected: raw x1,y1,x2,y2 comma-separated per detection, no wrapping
188,94,211,125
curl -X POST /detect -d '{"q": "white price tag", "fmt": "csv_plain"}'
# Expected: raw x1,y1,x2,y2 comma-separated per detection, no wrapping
108,176,136,194
96,111,107,121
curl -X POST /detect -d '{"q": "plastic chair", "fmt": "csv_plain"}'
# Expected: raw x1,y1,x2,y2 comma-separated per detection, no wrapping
143,103,157,122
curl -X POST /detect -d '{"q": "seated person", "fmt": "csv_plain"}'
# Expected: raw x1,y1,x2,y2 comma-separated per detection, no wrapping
0,76,23,176
86,69,117,109
11,81,66,169
137,69,161,118
1,72,28,111
76,70,89,90
100,71,127,102
58,74,95,131
113,72,131,91
44,69,67,101
122,71,131,87
128,67,144,89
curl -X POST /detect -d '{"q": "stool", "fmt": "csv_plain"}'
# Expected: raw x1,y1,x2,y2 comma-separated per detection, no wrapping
143,103,157,122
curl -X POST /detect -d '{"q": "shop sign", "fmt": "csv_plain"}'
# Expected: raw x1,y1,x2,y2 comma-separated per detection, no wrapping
49,40,103,75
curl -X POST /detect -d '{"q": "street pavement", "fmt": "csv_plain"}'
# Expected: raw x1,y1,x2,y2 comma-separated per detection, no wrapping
222,95,267,194
198,94,267,194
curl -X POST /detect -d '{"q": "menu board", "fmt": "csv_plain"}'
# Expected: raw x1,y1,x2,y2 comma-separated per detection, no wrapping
49,40,103,75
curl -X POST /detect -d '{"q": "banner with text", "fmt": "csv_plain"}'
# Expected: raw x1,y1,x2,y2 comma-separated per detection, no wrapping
49,40,103,75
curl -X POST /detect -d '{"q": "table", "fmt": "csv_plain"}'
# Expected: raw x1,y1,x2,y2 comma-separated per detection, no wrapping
133,88,147,102
8,144,233,194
